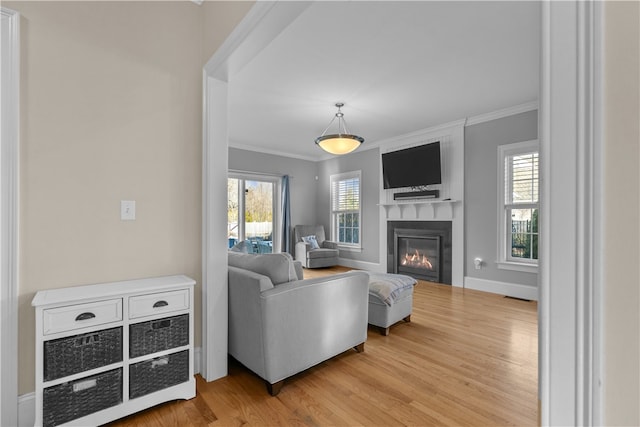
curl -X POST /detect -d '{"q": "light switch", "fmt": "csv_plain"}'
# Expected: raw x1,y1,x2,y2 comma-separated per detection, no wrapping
121,200,136,221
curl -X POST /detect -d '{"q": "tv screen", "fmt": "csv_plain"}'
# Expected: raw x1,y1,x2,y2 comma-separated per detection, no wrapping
382,142,442,189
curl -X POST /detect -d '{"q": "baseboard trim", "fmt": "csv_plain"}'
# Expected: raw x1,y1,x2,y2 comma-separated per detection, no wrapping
338,258,385,273
464,276,538,301
17,346,203,426
194,346,201,375
18,392,34,427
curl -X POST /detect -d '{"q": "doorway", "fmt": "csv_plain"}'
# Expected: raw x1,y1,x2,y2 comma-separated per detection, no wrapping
202,4,603,425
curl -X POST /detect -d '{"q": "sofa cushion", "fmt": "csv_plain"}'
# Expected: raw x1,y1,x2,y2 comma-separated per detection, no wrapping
306,248,339,259
228,252,298,285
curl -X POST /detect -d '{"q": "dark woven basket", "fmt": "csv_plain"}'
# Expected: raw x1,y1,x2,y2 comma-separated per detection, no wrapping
129,350,189,399
129,314,188,358
44,327,122,382
43,368,122,427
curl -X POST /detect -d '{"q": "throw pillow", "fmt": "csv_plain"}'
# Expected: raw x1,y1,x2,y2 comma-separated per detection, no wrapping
302,235,320,249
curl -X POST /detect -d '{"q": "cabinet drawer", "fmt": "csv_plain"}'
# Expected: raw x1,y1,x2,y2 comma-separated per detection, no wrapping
129,314,189,358
43,368,122,427
44,327,122,382
129,289,189,319
129,350,189,399
43,299,123,336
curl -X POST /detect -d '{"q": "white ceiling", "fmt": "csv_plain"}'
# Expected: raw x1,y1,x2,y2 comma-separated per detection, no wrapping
227,1,540,161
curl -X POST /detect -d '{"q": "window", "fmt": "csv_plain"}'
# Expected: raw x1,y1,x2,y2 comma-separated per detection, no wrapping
228,173,280,253
330,171,361,250
497,140,539,272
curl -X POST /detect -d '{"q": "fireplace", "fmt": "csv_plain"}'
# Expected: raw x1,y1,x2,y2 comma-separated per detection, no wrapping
387,221,452,284
394,231,441,282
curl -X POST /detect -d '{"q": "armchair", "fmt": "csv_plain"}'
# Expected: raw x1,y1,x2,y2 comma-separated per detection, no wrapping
228,251,369,395
294,225,339,268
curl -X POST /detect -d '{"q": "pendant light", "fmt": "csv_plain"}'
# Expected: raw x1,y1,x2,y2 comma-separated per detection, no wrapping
315,103,365,155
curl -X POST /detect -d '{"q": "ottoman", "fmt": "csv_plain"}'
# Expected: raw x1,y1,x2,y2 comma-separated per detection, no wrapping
361,271,416,336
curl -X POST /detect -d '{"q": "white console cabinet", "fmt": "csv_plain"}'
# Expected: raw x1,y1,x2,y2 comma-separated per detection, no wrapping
32,275,196,427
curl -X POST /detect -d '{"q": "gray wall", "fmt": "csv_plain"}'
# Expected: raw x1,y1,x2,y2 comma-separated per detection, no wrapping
228,148,319,252
317,147,380,264
464,110,538,286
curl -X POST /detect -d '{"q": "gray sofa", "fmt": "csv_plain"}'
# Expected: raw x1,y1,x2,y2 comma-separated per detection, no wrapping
227,251,369,395
294,224,339,268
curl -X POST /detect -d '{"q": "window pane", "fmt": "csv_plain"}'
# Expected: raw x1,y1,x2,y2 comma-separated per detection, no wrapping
509,208,537,261
331,172,361,246
228,178,239,247
229,177,275,253
511,233,530,258
244,180,274,254
345,228,353,243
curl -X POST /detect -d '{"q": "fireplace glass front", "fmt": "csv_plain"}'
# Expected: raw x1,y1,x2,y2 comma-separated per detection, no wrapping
394,232,441,282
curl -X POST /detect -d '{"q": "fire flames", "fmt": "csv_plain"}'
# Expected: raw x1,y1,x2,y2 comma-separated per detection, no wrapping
400,249,434,270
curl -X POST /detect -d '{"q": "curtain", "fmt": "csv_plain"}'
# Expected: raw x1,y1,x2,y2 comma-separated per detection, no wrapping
281,175,291,253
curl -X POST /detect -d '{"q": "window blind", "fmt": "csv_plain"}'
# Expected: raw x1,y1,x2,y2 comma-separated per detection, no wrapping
507,152,539,204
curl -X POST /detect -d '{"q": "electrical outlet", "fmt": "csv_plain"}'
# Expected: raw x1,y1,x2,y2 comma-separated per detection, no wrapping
121,200,136,221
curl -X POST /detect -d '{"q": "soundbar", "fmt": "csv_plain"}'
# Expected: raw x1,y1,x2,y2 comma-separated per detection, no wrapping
393,190,440,200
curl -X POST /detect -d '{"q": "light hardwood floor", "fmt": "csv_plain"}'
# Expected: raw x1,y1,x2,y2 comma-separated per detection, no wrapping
109,266,538,426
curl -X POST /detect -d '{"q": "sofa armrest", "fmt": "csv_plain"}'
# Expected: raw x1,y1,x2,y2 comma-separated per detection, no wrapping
293,260,304,280
295,241,309,262
322,240,338,250
228,266,274,378
258,271,369,383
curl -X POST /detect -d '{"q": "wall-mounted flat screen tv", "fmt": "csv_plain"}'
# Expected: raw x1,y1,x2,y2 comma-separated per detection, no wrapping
382,141,442,189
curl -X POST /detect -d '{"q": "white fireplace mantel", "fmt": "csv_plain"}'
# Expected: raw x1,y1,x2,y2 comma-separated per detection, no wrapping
379,199,461,220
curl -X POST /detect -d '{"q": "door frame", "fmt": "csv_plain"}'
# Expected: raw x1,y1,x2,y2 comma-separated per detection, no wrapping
1,7,20,427
202,4,605,425
200,1,311,381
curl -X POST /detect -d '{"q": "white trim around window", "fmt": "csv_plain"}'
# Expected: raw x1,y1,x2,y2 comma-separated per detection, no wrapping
497,139,539,273
330,170,362,251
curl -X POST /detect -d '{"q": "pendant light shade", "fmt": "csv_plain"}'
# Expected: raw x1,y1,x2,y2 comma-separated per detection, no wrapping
315,103,364,155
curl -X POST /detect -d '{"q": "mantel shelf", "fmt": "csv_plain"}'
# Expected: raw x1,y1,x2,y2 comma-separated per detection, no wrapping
378,199,460,220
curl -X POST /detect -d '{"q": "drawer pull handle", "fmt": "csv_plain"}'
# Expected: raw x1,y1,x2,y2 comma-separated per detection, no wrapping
75,333,100,347
153,300,168,308
75,312,96,321
151,319,171,330
73,379,97,392
151,357,169,368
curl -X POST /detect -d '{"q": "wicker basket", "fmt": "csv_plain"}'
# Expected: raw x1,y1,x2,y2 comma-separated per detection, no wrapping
42,368,122,427
129,314,188,358
44,327,122,382
129,350,190,399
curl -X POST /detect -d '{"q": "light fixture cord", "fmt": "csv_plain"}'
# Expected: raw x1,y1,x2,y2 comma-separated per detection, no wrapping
320,104,351,137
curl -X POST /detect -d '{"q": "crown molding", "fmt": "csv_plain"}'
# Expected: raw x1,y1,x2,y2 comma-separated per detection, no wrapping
229,142,323,163
367,118,468,151
465,100,539,126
